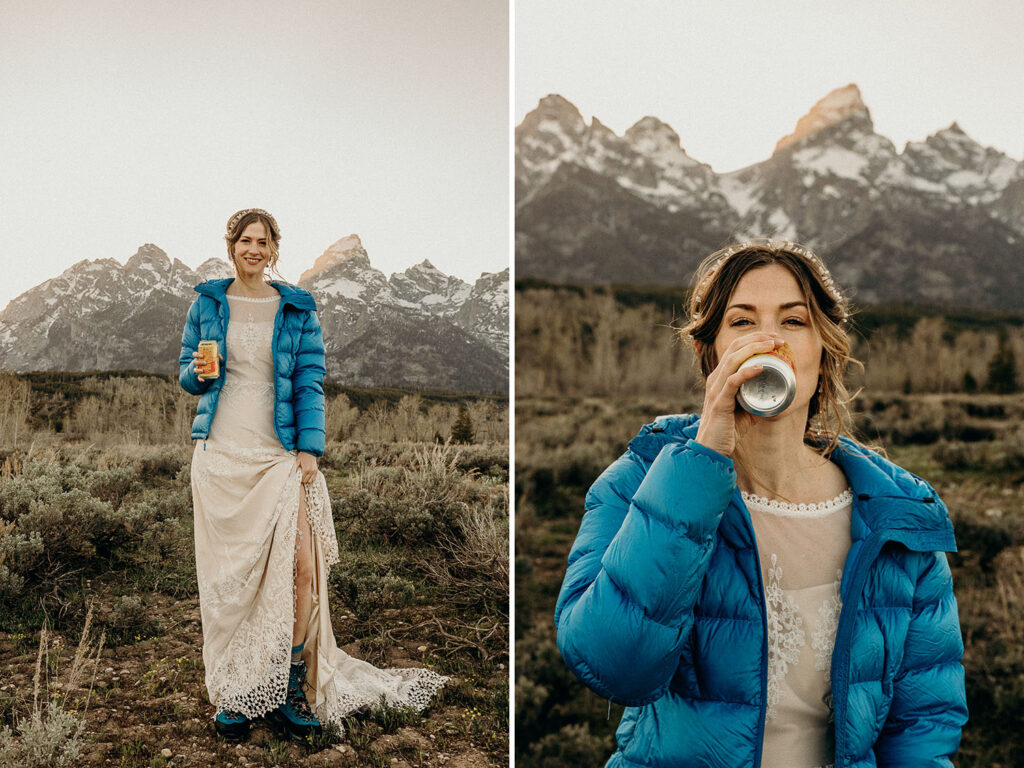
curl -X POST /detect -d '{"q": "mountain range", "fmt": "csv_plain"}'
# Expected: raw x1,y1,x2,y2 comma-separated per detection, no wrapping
515,84,1024,310
0,236,509,393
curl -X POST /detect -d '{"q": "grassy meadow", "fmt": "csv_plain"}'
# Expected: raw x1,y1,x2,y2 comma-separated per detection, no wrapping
0,372,508,768
514,286,1024,768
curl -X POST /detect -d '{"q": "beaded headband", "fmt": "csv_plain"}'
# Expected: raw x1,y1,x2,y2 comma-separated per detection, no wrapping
691,238,846,321
225,208,281,239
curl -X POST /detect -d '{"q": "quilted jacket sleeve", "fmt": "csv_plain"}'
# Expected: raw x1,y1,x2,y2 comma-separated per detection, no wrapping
554,439,736,706
874,549,968,766
179,299,212,396
292,309,326,457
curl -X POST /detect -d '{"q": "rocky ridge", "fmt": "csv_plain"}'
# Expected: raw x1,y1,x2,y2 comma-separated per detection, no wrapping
0,238,508,393
515,85,1024,309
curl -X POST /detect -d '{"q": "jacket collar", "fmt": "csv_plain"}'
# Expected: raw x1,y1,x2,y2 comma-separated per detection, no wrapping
194,278,317,311
627,414,955,547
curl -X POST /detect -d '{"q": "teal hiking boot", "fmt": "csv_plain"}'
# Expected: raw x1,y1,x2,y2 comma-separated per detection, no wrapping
214,709,250,741
266,660,322,742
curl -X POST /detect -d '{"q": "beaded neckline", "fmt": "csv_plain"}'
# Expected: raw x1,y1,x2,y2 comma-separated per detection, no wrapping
226,293,281,303
741,488,853,518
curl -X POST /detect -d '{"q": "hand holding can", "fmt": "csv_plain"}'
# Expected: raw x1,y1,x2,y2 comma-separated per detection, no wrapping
694,333,779,457
195,340,220,380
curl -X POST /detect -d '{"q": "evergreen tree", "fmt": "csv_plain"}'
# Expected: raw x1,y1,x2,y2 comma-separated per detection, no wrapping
451,404,475,444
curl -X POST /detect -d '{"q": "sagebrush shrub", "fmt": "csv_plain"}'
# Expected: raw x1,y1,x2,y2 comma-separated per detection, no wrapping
329,562,415,619
0,452,191,628
526,723,613,768
334,443,488,547
0,708,82,768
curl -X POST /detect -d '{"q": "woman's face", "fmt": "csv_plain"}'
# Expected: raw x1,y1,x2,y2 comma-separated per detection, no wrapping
713,262,823,419
232,221,270,279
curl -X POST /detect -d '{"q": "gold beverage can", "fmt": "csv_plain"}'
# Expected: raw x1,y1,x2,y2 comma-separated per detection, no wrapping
198,340,220,378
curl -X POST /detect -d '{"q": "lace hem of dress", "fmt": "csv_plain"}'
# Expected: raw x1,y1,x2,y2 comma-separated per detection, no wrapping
304,473,339,571
318,667,450,727
203,462,443,729
742,488,853,518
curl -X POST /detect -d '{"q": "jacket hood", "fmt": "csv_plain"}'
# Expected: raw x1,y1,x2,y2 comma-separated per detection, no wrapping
627,414,955,548
194,278,318,311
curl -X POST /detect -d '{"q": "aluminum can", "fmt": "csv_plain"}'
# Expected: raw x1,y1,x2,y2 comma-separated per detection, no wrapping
197,340,220,379
737,353,796,417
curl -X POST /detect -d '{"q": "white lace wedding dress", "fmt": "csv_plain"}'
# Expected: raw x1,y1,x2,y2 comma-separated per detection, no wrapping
190,293,447,729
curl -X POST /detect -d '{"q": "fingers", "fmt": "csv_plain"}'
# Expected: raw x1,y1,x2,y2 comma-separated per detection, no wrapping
723,361,766,396
706,362,761,411
720,334,780,371
296,457,317,486
708,335,779,387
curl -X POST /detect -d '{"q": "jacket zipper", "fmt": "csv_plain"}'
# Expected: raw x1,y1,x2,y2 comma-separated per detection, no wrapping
737,491,769,768
270,297,286,449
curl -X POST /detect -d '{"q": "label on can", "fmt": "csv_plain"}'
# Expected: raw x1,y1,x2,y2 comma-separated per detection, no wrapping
198,340,219,378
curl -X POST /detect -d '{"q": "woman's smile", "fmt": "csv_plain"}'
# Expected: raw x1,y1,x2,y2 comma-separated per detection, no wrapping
234,221,270,274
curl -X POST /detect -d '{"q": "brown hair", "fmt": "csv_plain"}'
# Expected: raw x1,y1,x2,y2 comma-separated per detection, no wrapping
224,209,285,281
680,239,861,457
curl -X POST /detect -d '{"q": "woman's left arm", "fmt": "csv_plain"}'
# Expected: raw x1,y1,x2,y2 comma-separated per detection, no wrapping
293,310,327,458
874,549,968,766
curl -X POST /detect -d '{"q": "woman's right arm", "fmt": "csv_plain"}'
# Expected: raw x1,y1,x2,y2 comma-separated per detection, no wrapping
179,299,212,395
554,438,736,706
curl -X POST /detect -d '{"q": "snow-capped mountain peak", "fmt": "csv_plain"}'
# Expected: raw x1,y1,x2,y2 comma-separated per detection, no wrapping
125,243,167,265
515,86,1024,310
406,258,444,276
298,234,368,283
521,94,587,141
196,257,234,282
902,121,1020,198
775,83,872,153
625,116,699,168
0,237,508,392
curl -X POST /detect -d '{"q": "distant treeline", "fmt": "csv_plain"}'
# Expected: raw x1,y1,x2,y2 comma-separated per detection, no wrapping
0,371,508,449
515,278,1024,340
516,283,1024,398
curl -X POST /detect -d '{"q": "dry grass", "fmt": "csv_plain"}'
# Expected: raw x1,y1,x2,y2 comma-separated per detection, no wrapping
0,605,105,767
516,288,1024,399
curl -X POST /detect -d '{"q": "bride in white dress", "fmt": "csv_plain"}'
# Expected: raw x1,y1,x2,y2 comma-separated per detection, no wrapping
179,208,446,742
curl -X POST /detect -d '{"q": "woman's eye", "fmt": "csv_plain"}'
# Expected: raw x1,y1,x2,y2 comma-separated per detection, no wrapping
783,318,806,326
729,318,753,327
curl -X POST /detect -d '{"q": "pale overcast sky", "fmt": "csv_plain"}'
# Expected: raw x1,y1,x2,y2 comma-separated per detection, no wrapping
1,0,508,310
516,0,1024,172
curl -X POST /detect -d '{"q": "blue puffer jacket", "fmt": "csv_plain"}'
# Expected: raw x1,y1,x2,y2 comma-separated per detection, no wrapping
178,278,327,457
555,414,967,768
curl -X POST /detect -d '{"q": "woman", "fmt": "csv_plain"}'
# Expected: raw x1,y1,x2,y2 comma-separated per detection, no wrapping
179,208,446,742
554,239,967,767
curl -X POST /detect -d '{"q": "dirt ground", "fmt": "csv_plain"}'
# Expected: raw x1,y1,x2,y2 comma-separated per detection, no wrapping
0,593,505,768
